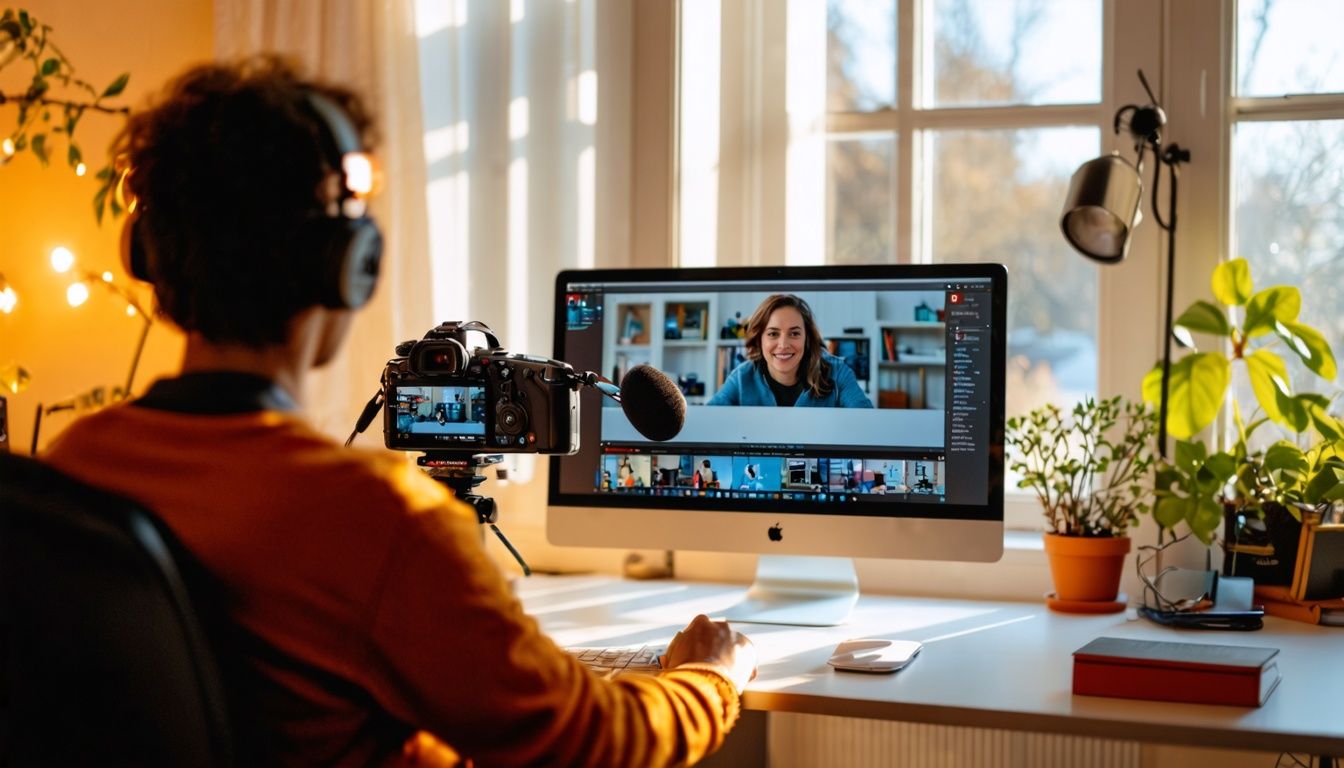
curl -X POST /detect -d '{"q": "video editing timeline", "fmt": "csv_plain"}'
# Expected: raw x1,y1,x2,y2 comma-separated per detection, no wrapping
596,450,946,505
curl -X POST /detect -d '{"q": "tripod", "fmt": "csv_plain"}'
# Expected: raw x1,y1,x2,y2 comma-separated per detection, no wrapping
419,453,531,576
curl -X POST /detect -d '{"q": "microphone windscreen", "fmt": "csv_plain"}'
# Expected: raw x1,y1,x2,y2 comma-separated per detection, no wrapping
619,364,686,442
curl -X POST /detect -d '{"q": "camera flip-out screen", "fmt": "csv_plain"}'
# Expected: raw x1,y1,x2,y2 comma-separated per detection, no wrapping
391,384,487,448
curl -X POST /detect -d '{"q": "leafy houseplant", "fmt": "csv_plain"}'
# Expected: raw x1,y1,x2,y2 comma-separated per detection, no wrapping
1007,396,1157,609
1144,258,1343,545
1,7,131,221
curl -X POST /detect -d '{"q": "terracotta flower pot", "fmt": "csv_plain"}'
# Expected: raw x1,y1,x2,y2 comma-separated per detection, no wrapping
1043,533,1131,604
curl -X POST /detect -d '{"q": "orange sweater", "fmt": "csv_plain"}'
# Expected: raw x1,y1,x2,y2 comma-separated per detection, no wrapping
45,403,739,767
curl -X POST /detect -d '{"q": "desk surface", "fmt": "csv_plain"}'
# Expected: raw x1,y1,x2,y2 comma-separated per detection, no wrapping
518,575,1344,755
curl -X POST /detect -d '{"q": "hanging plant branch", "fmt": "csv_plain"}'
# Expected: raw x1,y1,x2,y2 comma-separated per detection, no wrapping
1,8,131,223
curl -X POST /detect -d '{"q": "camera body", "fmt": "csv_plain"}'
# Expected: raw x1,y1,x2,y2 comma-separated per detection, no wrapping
382,321,579,454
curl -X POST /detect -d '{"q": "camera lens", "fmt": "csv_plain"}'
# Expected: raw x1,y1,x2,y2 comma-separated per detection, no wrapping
497,403,527,435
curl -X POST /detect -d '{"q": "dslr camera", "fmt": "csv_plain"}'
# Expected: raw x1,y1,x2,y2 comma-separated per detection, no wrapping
382,321,579,454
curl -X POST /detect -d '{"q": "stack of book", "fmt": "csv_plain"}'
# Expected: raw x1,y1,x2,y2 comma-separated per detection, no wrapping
1254,584,1344,626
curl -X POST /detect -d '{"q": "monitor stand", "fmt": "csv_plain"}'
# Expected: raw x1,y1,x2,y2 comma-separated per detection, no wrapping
722,555,859,626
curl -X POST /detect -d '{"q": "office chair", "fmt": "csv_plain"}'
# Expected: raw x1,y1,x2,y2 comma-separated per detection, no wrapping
0,452,234,766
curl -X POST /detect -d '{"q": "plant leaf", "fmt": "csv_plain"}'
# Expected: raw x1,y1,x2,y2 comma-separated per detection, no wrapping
1163,353,1231,439
67,142,81,168
1244,286,1301,338
1263,441,1308,475
1190,498,1224,545
1174,439,1206,472
101,72,129,99
1305,464,1344,504
30,132,48,165
1212,258,1254,306
1245,349,1291,429
1154,496,1189,531
1275,320,1337,382
1175,300,1231,337
40,56,58,75
1306,399,1344,441
1204,452,1238,482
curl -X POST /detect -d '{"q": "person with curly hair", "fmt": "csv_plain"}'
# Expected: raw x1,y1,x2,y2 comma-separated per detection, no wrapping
44,56,755,768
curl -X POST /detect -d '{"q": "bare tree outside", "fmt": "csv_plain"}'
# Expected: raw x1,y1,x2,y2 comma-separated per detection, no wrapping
824,0,1102,415
1232,0,1344,438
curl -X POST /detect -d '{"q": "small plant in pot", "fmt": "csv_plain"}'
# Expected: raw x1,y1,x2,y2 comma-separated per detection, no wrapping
1007,395,1157,612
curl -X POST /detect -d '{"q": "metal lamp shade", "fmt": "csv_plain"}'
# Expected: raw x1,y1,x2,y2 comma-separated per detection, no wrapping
1060,154,1142,263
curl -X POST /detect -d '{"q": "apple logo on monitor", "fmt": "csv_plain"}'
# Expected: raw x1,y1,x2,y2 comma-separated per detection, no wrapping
768,523,782,542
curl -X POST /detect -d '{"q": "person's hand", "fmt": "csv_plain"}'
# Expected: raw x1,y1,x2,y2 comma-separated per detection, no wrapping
661,614,757,693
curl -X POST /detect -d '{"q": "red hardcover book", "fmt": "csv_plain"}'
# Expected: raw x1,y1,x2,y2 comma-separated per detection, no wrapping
1072,637,1281,707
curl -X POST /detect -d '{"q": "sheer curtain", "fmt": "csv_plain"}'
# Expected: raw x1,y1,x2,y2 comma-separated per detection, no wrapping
215,0,434,439
413,0,636,568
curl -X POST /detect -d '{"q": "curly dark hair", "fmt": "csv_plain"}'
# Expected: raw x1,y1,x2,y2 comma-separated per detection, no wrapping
743,293,835,398
117,55,377,346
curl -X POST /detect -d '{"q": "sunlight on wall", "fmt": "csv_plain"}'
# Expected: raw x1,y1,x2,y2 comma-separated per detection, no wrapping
509,97,529,141
414,0,467,37
578,146,595,268
426,173,469,322
423,121,470,164
678,0,721,267
576,70,598,126
508,157,530,349
785,0,826,265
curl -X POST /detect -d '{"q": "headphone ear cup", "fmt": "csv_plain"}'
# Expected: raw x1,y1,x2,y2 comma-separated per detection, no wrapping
314,217,383,310
119,209,154,283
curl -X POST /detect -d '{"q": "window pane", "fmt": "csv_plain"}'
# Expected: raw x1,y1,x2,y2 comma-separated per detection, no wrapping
926,0,1101,108
1232,121,1344,427
827,0,896,111
928,127,1100,415
1237,0,1344,97
827,135,896,263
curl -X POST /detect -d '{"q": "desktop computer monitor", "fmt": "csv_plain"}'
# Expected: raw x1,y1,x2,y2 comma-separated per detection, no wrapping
548,264,1006,625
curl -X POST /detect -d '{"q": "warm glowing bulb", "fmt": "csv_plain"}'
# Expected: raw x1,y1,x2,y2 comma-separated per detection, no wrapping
126,304,137,317
67,282,89,307
0,285,16,314
343,152,374,197
51,246,75,273
1,138,13,156
102,271,114,282
75,162,87,176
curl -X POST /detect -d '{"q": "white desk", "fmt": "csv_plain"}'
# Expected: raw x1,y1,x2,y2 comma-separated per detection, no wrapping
518,575,1344,756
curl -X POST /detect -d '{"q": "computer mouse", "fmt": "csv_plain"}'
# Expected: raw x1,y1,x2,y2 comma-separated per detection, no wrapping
827,638,922,673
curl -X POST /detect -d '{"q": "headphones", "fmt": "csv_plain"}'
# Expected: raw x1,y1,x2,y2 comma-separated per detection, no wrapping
120,89,384,311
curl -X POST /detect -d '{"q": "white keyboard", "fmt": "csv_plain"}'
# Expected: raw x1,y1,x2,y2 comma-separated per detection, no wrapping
565,644,667,679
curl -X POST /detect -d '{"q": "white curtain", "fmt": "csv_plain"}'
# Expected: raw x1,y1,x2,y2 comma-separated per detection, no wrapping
215,0,434,440
412,0,635,568
215,0,637,570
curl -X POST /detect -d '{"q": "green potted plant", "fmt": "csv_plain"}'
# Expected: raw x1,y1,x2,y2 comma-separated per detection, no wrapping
1007,395,1157,612
1144,258,1342,547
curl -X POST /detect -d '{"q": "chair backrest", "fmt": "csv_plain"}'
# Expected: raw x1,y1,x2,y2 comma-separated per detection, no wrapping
0,452,233,766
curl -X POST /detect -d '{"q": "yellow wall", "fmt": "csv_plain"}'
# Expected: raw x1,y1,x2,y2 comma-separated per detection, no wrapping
1,0,212,453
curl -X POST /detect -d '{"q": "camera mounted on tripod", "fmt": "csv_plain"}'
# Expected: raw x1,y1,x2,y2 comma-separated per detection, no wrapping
381,320,580,455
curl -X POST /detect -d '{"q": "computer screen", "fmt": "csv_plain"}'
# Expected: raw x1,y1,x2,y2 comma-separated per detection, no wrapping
548,264,1006,623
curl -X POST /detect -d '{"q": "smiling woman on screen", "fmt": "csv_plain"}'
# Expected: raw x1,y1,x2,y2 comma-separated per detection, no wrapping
707,294,872,408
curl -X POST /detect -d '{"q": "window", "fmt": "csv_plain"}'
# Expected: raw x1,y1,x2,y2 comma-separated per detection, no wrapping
1230,0,1344,417
678,0,1113,528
